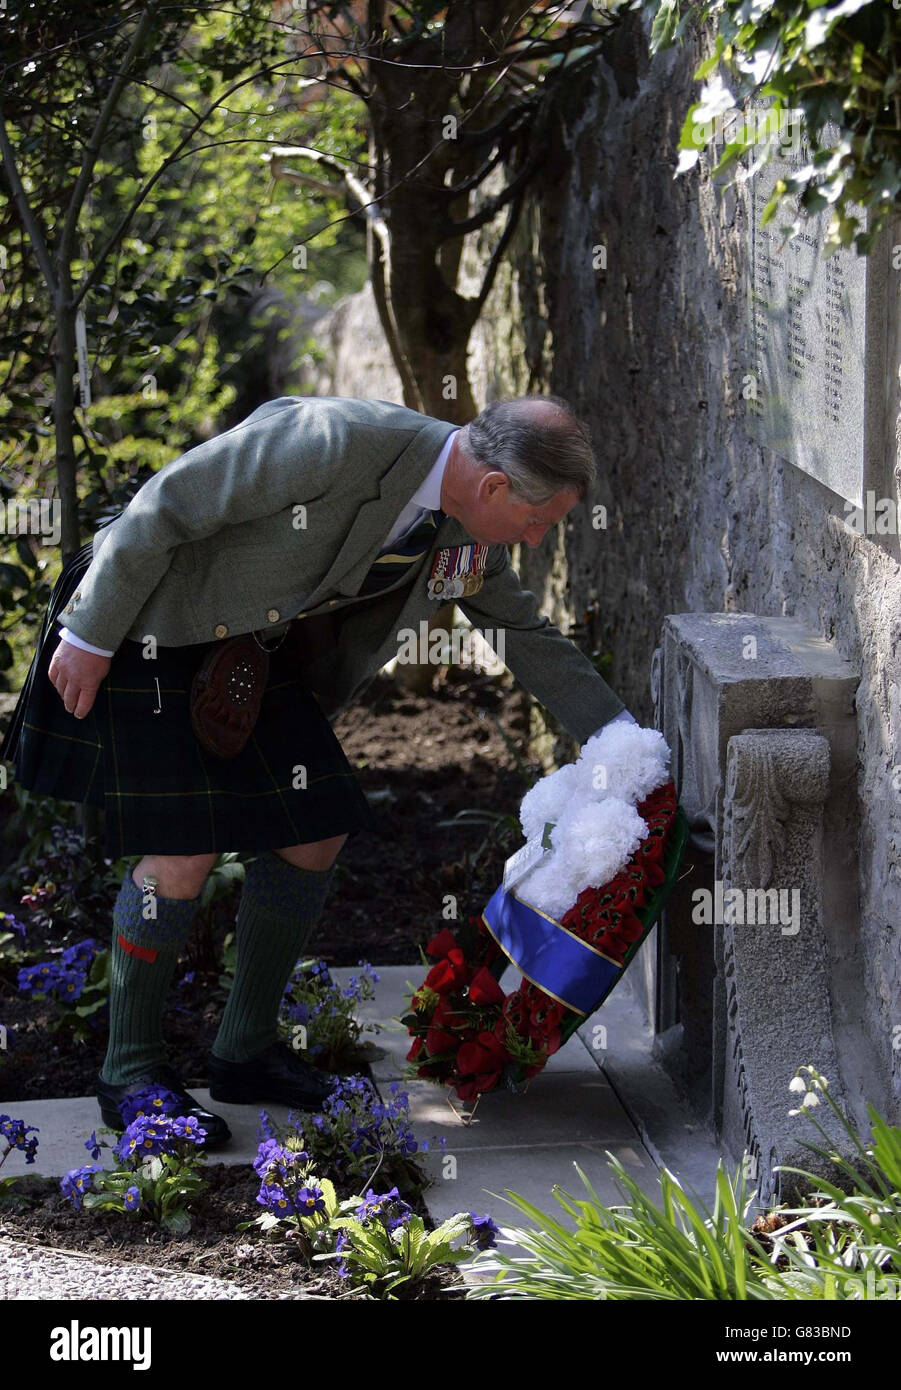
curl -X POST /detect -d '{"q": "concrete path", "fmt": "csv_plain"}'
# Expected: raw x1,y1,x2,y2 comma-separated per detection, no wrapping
0,962,724,1295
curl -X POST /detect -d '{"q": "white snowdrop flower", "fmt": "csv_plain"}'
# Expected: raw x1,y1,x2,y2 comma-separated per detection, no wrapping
788,1076,807,1094
801,1092,820,1108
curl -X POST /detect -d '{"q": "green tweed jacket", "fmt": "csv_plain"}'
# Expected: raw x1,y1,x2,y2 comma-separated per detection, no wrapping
61,395,625,744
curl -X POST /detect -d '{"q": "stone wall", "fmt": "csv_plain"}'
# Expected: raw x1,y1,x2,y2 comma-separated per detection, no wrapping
314,8,901,1123
467,12,901,1125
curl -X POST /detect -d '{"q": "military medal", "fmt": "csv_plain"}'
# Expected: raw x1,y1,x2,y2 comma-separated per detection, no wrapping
427,543,489,600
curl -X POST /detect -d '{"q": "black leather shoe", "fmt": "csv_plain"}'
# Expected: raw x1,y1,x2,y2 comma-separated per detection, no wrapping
208,1041,337,1110
96,1064,232,1148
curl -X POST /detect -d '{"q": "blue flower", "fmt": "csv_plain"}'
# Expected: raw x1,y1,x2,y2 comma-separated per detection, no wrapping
60,1163,104,1209
257,1183,293,1214
60,938,98,969
334,1228,351,1278
114,1114,179,1162
0,1114,39,1163
170,1114,207,1144
295,1185,326,1215
124,1186,141,1212
84,1130,103,1161
0,912,26,937
119,1085,184,1127
469,1213,500,1250
256,1110,276,1142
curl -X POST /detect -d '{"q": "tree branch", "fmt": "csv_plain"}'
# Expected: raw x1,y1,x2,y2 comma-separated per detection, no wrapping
0,110,59,297
71,53,324,311
60,1,162,267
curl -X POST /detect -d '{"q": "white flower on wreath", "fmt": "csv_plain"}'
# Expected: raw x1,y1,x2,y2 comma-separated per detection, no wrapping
516,724,672,919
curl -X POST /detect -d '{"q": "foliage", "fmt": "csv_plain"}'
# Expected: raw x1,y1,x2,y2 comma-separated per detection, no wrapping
0,0,366,669
462,1064,901,1299
62,1086,211,1234
17,938,111,1042
253,1075,444,1199
278,956,380,1070
13,821,122,933
319,1204,476,1298
645,0,901,253
239,1125,492,1298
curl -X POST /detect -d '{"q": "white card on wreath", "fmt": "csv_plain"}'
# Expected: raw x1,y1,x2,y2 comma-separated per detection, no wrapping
502,822,556,892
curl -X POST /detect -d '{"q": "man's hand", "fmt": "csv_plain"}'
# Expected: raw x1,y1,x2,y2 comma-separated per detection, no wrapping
48,640,111,718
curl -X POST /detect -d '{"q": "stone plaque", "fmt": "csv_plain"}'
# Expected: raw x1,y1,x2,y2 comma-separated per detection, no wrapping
746,123,869,508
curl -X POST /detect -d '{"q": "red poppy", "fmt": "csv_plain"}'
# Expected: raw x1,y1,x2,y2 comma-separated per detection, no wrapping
455,1031,508,1099
432,996,469,1032
406,1036,424,1062
423,947,470,995
425,1025,458,1054
467,966,506,1007
425,927,461,960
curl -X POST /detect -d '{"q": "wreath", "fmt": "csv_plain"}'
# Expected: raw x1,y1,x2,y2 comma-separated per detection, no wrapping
402,726,688,1104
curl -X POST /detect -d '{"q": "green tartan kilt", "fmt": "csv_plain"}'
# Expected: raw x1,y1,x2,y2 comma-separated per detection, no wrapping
0,543,377,857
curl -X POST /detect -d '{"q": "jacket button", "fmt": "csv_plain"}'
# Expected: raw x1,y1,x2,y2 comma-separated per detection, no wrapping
64,602,74,614
73,590,81,600
214,623,228,638
267,608,280,623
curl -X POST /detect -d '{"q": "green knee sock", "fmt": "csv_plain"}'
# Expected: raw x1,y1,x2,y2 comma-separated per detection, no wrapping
100,869,201,1085
212,850,335,1064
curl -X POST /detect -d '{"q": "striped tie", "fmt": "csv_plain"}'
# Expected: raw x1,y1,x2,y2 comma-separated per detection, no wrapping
357,508,444,597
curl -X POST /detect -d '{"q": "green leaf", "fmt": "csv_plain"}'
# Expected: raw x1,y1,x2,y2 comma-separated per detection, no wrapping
650,0,680,54
161,1207,192,1234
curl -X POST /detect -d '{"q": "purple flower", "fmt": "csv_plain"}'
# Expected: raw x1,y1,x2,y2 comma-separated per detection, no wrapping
0,912,26,938
257,1110,276,1142
295,1185,326,1215
60,1163,104,1209
84,1130,103,1161
60,939,98,969
353,1186,412,1225
124,1186,141,1212
469,1213,500,1250
257,1183,293,1214
170,1114,207,1145
334,1228,351,1278
114,1114,179,1162
118,1085,184,1126
0,1114,39,1163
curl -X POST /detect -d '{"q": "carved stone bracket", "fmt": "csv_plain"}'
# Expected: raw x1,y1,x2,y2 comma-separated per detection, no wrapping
720,729,850,1202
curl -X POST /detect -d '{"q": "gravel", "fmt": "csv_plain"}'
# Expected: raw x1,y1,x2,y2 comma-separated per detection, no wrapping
0,1237,317,1300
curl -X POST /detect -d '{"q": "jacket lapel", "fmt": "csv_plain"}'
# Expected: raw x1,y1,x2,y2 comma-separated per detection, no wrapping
303,418,458,605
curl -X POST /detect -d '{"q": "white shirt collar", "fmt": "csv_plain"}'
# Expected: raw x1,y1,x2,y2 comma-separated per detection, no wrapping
411,428,458,512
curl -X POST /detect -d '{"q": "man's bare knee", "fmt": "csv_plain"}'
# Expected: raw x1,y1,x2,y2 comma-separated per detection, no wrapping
273,835,348,872
131,852,218,899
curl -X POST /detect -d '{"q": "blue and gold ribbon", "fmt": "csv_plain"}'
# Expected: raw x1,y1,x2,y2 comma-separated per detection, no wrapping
481,886,623,1016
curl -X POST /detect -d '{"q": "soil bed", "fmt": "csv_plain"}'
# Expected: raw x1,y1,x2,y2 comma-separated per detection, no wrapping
0,1161,466,1300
